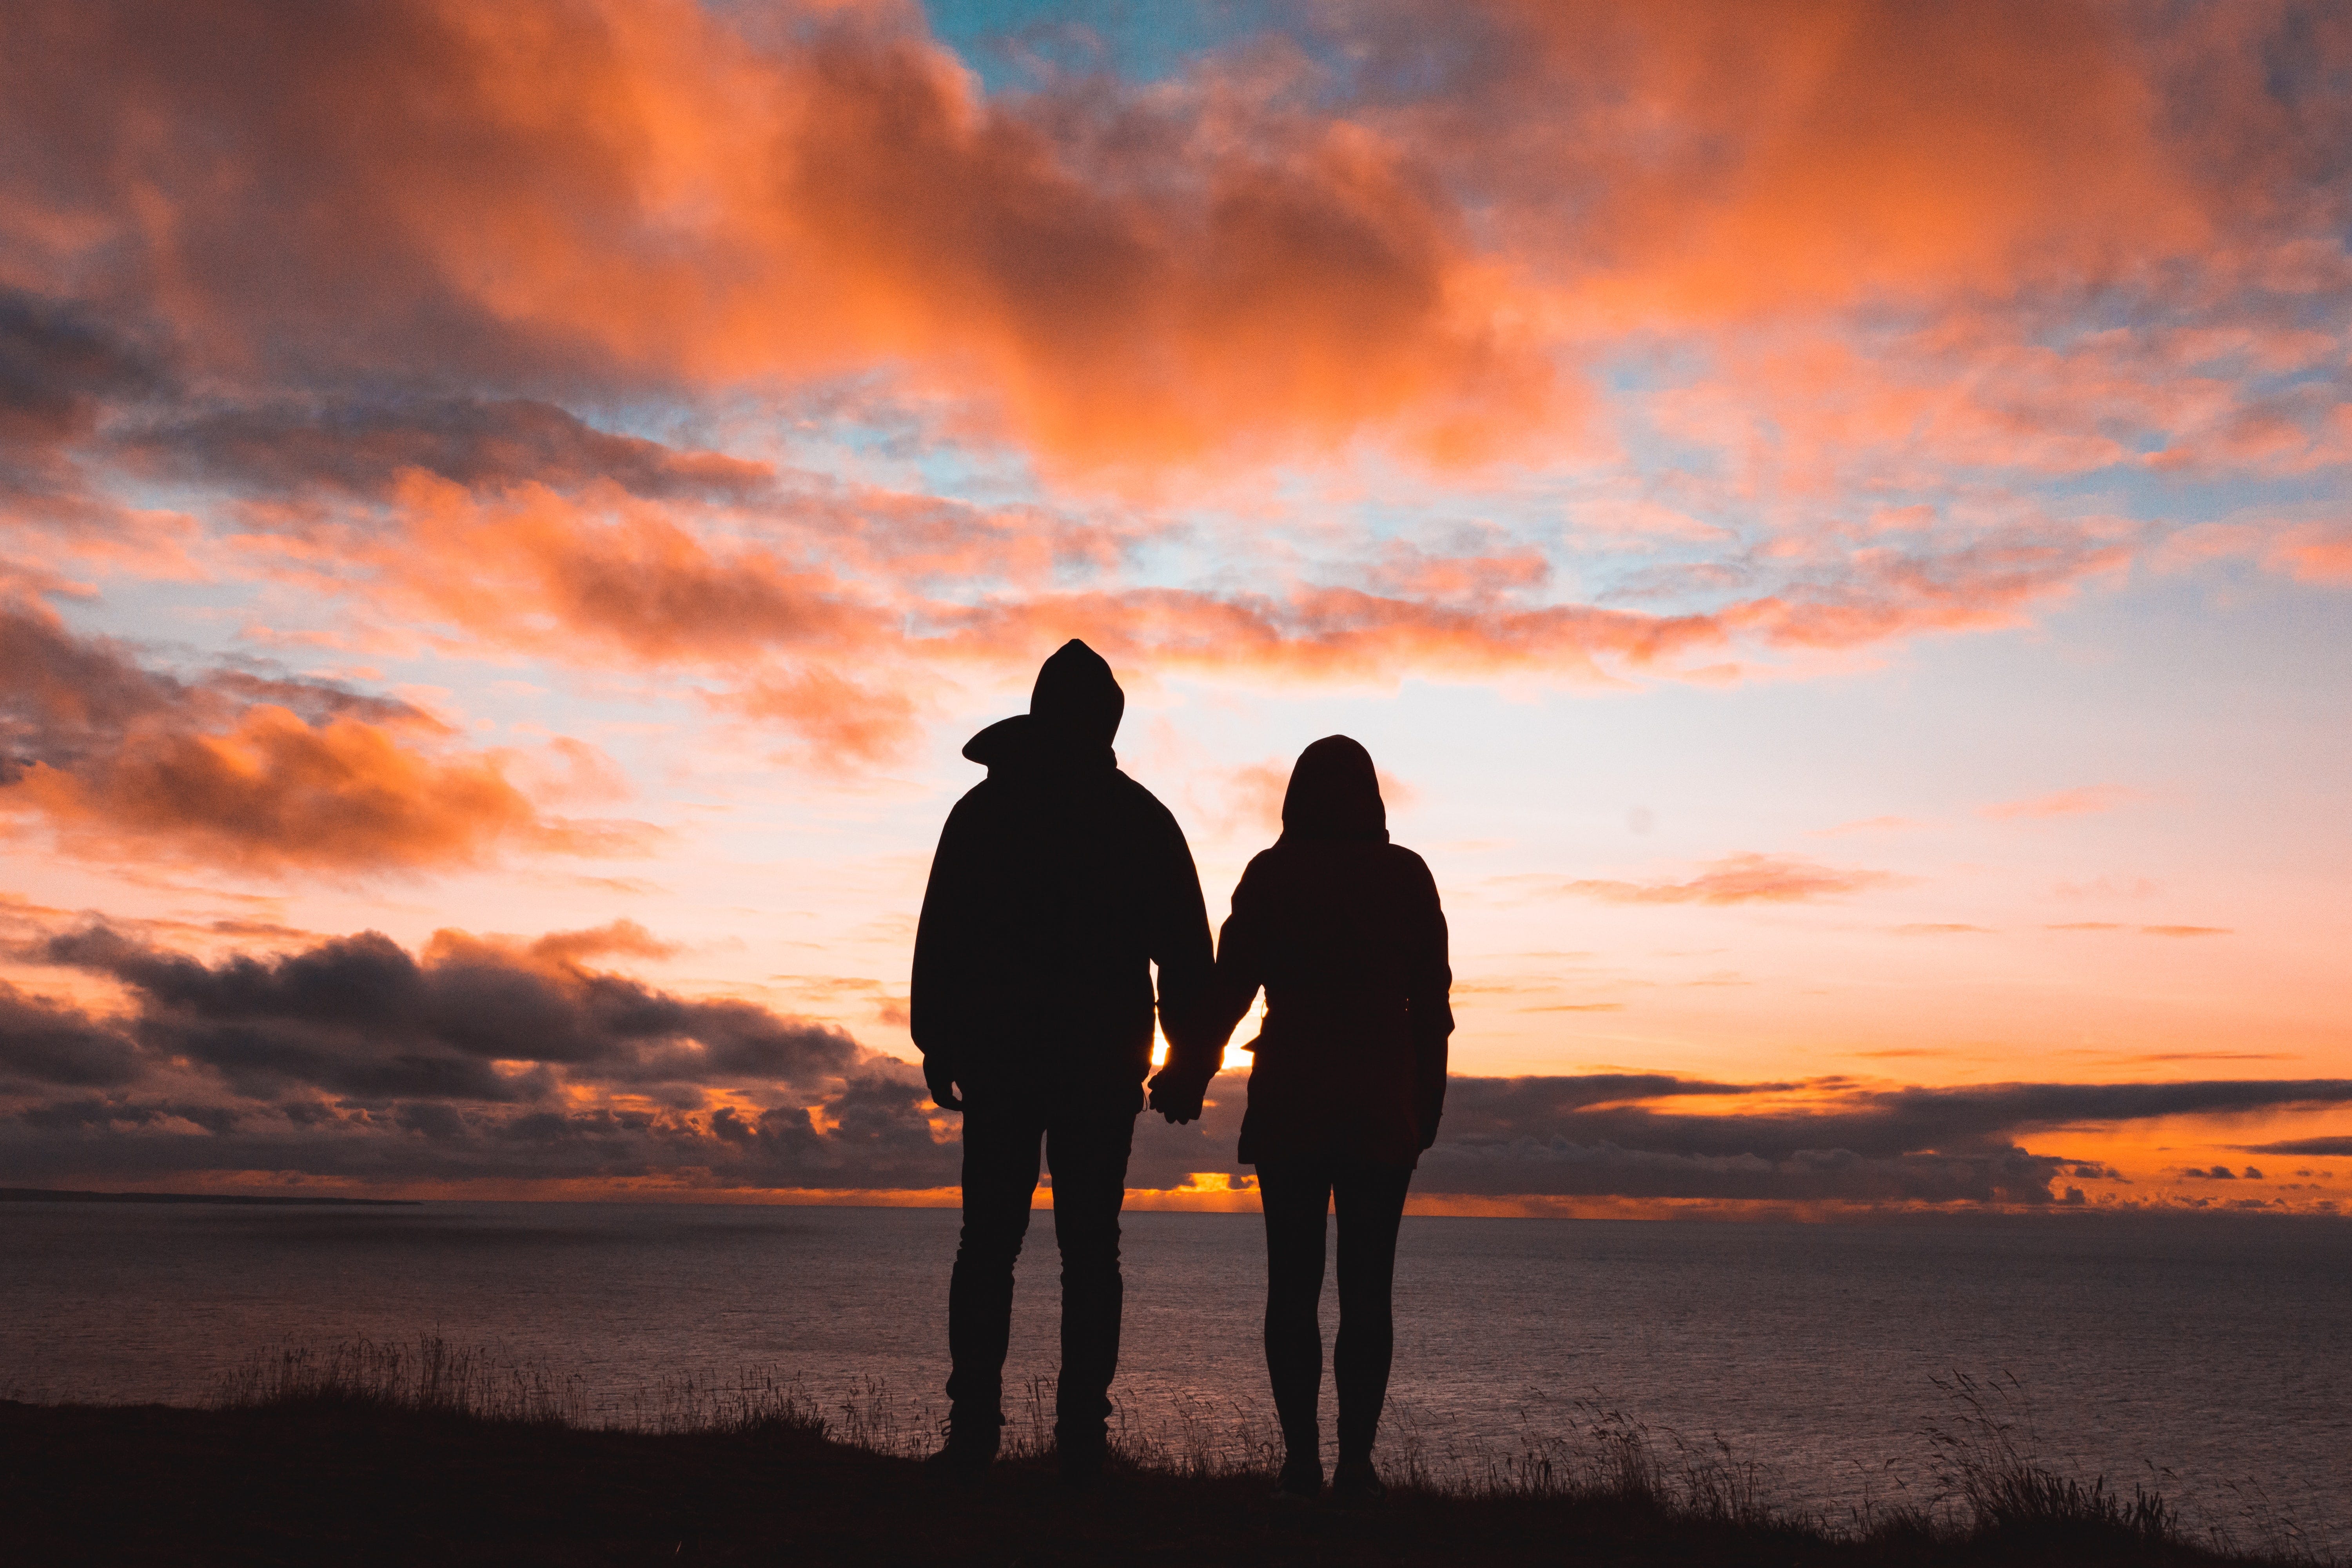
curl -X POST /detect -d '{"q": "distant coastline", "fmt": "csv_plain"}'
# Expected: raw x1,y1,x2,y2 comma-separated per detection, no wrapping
0,1187,421,1207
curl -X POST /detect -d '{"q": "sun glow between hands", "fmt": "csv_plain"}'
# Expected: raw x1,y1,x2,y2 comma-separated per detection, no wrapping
1150,997,1265,1075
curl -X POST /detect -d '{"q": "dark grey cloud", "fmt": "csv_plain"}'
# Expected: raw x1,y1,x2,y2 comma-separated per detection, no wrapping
11,942,2352,1203
36,923,863,1103
1417,1137,2071,1204
1,293,154,439
1396,1076,2352,1202
1,596,426,786
2,270,773,566
0,980,142,1088
0,1090,964,1192
1439,1081,2352,1166
114,397,773,504
2,920,951,1190
0,289,160,530
16,1096,247,1135
1412,1075,2352,1202
2238,1136,2352,1157
1127,1072,2352,1205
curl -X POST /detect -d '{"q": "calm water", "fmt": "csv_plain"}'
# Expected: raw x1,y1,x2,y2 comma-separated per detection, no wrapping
3,1202,2347,1552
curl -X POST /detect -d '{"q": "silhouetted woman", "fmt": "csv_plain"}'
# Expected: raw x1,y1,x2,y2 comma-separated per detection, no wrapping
1208,735,1452,1501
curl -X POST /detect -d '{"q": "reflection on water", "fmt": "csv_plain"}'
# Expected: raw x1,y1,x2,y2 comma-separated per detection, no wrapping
4,1202,2347,1550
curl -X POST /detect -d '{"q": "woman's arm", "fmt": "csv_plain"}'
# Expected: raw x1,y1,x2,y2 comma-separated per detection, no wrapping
1404,854,1454,1149
1150,854,1267,1122
1206,857,1272,1051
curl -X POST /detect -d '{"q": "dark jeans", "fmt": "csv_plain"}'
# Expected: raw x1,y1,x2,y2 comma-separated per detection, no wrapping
946,1085,1139,1450
1257,1157,1413,1468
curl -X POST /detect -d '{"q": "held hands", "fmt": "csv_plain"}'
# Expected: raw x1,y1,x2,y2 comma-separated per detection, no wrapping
924,1057,964,1113
1147,1067,1211,1125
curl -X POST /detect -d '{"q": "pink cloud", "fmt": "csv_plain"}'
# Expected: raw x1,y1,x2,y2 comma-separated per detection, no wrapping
1981,784,2139,821
2273,526,2352,583
1557,853,1906,906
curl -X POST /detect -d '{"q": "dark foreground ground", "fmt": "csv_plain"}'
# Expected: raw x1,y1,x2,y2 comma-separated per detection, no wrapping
0,1399,2304,1568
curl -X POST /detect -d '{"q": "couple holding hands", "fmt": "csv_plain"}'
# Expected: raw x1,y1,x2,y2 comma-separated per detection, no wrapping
912,640,1454,1502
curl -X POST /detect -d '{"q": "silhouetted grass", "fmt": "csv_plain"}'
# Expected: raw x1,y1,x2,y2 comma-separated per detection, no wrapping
214,1334,828,1438
173,1337,2331,1565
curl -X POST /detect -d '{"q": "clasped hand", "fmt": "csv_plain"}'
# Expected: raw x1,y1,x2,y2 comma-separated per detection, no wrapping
1146,1068,1210,1125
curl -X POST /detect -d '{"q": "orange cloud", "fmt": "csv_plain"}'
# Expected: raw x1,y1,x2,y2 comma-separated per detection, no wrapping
0,597,649,873
0,0,1554,472
525,919,680,967
15,0,2318,485
1556,853,1904,906
8,704,644,875
1,0,2338,797
1369,0,2220,317
201,452,2155,765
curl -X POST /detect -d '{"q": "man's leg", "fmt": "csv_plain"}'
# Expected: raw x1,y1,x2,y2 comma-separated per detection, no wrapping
1042,1089,1138,1477
944,1102,1044,1462
1331,1161,1412,1470
1256,1158,1334,1491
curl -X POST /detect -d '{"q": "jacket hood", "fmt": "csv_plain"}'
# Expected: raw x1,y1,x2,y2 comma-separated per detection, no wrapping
1029,639,1123,746
962,639,1124,771
1279,735,1388,843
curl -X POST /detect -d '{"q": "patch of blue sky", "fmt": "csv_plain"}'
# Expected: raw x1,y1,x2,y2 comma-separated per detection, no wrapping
55,571,274,665
557,390,752,458
887,431,1052,511
2043,459,2327,530
921,0,1281,94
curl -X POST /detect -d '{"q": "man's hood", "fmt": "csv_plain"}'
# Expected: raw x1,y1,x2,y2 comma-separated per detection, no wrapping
964,639,1124,771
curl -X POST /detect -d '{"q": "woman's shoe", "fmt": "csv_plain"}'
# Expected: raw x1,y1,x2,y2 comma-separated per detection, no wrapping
1330,1458,1387,1504
1272,1455,1323,1502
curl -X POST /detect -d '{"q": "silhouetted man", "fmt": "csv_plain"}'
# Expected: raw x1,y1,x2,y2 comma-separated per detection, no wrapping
912,639,1218,1486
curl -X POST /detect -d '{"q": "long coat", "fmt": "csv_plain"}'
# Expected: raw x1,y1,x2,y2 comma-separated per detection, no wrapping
1211,837,1452,1167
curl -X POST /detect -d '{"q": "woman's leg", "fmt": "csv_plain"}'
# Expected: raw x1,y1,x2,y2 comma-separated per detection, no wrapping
1256,1160,1332,1479
1331,1161,1412,1467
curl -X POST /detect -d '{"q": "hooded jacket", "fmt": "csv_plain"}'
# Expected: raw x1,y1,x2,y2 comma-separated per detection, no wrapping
1209,735,1453,1167
911,641,1218,1099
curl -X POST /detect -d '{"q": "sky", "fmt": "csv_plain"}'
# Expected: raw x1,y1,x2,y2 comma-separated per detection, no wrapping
1,0,2348,1216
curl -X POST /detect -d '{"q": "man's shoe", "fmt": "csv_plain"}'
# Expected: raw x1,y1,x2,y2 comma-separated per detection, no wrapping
924,1429,997,1486
1330,1458,1386,1504
1057,1432,1107,1490
1272,1454,1322,1502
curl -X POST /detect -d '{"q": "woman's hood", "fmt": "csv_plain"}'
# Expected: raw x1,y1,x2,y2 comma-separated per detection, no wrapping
1279,735,1388,843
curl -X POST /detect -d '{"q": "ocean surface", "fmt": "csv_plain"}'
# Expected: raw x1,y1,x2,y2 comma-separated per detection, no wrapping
3,1200,2347,1553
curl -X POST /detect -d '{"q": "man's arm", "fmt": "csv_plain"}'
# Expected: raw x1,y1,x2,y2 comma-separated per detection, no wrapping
1143,806,1219,1121
909,799,981,1112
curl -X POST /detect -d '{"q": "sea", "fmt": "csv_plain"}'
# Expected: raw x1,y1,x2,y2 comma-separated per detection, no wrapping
3,1200,2347,1555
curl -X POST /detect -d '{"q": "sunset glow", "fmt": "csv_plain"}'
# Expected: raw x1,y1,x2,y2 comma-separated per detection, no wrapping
2,0,2347,1216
